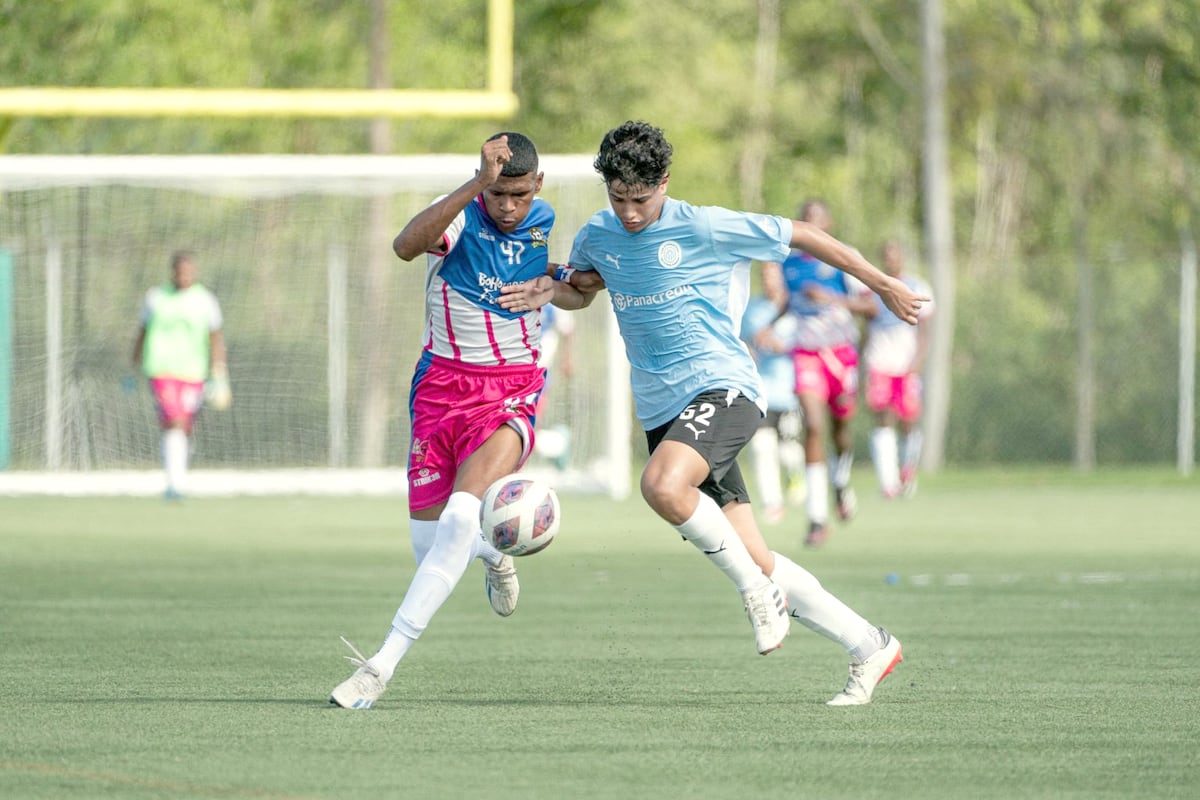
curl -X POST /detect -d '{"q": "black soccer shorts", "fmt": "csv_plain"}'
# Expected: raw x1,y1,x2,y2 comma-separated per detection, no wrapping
645,389,763,508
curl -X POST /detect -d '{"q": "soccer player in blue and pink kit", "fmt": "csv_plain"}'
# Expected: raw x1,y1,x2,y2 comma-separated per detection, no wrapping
561,121,926,705
331,132,567,710
863,239,935,498
766,199,877,547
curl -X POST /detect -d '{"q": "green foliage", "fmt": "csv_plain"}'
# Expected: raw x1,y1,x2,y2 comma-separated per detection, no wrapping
1,0,1198,465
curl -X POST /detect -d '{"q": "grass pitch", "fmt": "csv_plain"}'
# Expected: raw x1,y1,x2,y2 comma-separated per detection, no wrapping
2,469,1198,799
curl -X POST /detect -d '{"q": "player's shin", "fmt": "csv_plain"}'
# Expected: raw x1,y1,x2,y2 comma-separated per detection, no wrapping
770,553,884,660
385,492,481,658
870,426,901,497
674,493,768,591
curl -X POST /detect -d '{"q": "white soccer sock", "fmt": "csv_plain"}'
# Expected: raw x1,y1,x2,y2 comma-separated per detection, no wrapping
870,427,901,495
832,451,854,490
779,439,805,482
373,491,482,680
748,427,784,510
902,429,924,471
475,536,506,567
409,519,438,565
162,428,188,493
805,463,830,524
412,511,502,566
769,553,884,660
674,492,768,592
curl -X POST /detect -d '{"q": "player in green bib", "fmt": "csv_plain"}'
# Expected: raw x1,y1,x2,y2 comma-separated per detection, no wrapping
132,251,228,500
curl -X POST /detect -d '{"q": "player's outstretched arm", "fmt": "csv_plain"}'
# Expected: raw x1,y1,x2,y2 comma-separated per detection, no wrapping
132,326,146,370
393,137,512,261
788,220,929,324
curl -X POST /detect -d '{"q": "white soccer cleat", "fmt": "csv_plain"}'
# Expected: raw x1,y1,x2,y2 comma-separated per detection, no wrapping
484,554,520,617
827,628,903,706
329,636,386,710
741,580,790,655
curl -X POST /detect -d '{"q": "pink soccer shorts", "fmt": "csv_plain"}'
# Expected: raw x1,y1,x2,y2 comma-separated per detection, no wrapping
407,355,544,512
866,369,922,423
793,343,859,421
149,377,204,432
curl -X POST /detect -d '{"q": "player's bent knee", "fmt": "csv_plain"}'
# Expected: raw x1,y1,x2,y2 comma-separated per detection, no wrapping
639,471,693,523
436,491,484,553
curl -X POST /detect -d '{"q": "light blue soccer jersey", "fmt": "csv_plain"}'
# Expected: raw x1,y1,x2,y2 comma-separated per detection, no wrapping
740,296,800,413
569,198,792,429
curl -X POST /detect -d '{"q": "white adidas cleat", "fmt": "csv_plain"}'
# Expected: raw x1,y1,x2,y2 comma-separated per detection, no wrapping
484,554,520,617
827,628,903,706
329,636,386,710
741,580,790,655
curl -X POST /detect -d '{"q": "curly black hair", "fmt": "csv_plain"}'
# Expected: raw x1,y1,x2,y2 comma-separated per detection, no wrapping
487,131,539,177
593,120,673,188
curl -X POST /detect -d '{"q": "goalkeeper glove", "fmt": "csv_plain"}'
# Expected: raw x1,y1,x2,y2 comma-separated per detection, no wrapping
205,364,232,410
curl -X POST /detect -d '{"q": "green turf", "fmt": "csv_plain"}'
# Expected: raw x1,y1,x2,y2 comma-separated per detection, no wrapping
2,469,1198,799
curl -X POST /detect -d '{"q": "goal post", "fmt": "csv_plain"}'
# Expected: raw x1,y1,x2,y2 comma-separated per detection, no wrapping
0,154,631,498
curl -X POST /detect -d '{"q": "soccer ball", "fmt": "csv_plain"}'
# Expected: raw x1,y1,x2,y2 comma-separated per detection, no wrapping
480,473,560,557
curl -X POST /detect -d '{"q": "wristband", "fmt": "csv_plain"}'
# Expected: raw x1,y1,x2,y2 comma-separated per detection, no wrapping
553,265,576,283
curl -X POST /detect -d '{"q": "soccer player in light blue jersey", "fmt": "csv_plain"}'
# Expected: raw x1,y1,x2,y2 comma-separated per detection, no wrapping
557,120,927,704
739,288,805,524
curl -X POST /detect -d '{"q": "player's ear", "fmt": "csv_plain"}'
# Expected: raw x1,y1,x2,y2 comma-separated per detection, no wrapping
534,172,544,194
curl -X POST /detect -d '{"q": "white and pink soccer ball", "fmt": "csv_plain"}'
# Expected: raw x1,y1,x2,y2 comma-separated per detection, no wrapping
480,473,560,557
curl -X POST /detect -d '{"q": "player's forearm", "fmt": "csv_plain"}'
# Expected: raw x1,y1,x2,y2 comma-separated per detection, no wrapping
393,176,489,260
544,264,601,310
550,278,596,310
132,329,146,368
210,332,227,374
789,221,888,294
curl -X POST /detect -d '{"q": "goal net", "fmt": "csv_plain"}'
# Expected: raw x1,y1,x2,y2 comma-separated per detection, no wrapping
0,155,631,498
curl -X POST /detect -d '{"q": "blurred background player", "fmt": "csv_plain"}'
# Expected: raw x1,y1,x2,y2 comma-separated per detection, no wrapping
740,281,805,524
862,239,934,498
132,251,228,501
763,199,874,547
330,132,569,710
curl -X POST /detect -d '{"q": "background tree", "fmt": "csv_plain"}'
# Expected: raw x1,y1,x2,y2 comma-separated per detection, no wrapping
2,0,1197,469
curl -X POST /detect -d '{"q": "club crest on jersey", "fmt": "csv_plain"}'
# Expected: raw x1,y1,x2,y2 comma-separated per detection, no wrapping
658,241,683,268
529,227,548,248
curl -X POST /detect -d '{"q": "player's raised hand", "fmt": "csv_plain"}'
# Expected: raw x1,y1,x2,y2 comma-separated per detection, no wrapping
499,275,555,313
877,275,930,325
478,135,512,186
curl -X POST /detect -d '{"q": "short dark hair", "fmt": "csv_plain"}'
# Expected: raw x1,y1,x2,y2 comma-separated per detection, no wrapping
487,131,539,177
170,250,195,270
594,120,673,188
